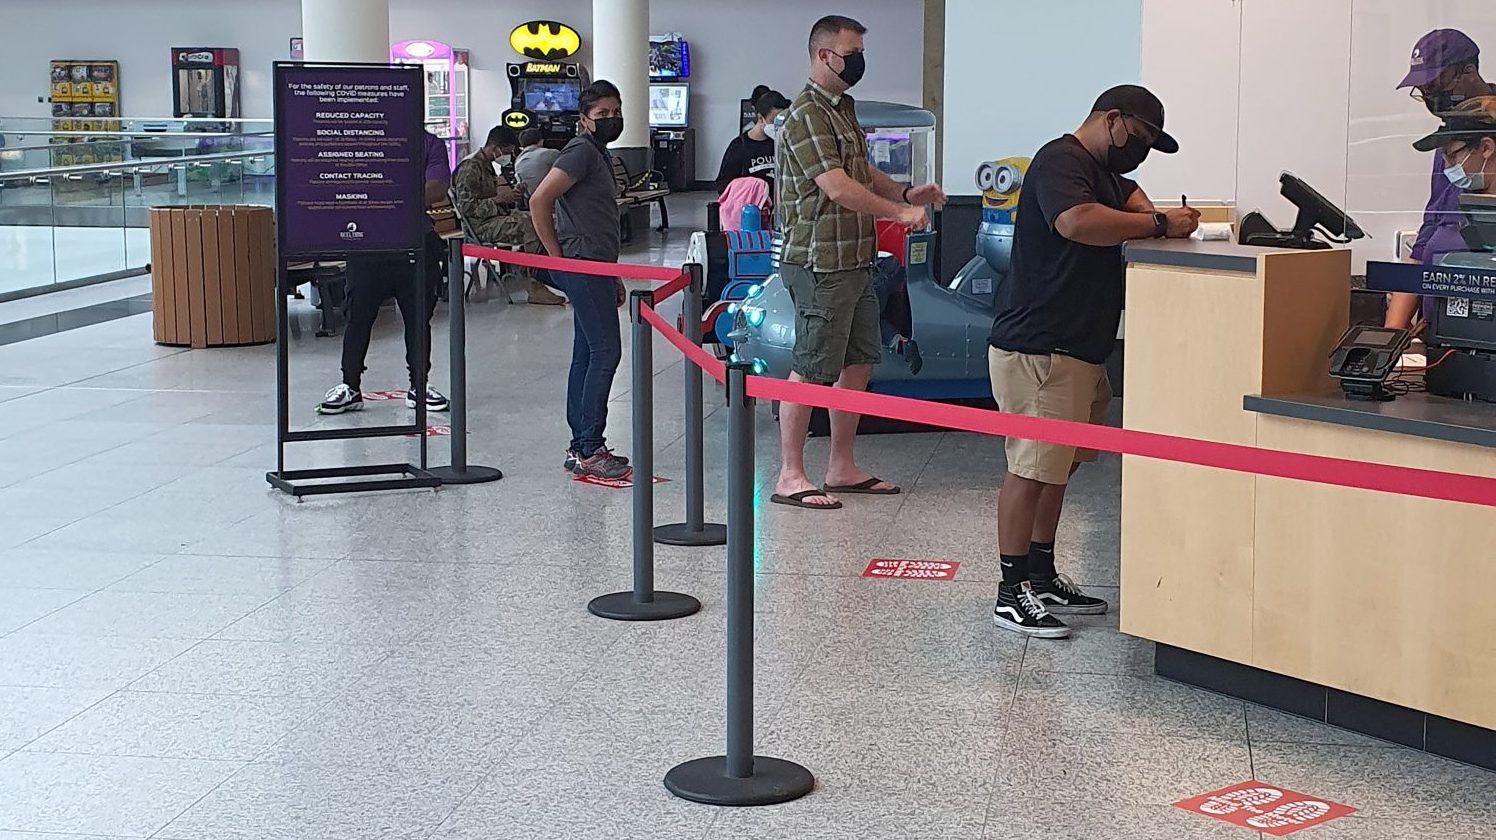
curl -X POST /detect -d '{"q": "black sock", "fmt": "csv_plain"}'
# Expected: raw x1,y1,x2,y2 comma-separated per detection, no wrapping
1028,541,1057,580
1000,553,1029,587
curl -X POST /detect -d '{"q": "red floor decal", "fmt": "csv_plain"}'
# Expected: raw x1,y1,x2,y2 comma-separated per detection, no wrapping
862,559,960,581
573,475,669,489
403,425,450,438
362,390,407,401
1175,781,1355,836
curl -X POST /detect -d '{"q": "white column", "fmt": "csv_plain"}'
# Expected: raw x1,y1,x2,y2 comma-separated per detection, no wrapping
301,0,390,63
591,0,650,150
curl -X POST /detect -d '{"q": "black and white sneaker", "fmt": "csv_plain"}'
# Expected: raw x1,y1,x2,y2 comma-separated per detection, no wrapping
993,581,1070,639
317,384,363,415
406,387,450,412
1029,572,1109,615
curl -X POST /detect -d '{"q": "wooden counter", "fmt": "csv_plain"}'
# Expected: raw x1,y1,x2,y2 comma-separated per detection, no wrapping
1119,240,1496,769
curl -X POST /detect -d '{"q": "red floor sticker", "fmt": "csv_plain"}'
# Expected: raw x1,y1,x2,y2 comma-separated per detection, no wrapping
1175,781,1355,836
362,390,407,401
573,474,669,489
403,425,451,438
862,559,960,581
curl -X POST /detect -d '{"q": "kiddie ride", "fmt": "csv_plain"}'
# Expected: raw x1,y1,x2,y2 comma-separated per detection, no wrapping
722,153,1031,406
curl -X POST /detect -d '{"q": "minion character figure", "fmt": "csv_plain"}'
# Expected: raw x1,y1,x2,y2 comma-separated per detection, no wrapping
973,156,1030,275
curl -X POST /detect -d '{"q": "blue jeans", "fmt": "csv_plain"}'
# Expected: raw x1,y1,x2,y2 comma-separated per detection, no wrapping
552,271,621,454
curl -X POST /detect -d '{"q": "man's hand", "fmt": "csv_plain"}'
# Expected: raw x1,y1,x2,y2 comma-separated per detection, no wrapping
898,205,928,229
906,183,948,208
1164,207,1201,238
615,278,626,308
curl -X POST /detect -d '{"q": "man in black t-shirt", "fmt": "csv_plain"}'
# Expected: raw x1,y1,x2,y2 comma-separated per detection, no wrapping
988,85,1199,639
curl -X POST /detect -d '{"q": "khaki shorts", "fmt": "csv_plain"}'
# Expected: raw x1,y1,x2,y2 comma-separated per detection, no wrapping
780,264,882,385
988,347,1112,486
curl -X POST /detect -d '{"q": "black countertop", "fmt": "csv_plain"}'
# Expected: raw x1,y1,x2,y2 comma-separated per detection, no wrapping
1244,391,1496,449
1125,239,1330,273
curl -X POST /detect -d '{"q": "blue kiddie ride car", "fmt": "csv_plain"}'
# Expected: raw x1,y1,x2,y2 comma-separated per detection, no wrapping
732,145,1032,402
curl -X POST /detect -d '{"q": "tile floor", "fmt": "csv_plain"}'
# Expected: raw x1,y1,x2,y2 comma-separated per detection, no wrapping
0,193,1493,839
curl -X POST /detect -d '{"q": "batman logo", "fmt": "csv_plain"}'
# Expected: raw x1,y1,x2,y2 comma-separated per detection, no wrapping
503,109,533,130
510,20,581,60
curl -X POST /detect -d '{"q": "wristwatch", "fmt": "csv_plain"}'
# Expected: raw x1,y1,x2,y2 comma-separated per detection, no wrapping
1152,212,1168,238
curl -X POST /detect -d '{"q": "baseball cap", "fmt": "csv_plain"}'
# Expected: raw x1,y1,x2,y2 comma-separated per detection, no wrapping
1412,97,1496,151
1398,29,1480,89
1092,84,1179,154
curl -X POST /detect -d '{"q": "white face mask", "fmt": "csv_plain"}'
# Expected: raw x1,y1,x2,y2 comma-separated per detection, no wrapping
1445,149,1488,191
762,122,780,142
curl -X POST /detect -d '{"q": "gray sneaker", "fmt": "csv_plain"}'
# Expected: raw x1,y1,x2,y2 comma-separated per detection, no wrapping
573,449,632,480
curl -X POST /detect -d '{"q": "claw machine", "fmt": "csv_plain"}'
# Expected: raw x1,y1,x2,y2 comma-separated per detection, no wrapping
390,39,470,169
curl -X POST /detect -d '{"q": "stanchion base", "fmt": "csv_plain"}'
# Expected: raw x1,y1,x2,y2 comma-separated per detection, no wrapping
427,464,504,485
587,590,701,621
653,522,727,547
664,755,815,806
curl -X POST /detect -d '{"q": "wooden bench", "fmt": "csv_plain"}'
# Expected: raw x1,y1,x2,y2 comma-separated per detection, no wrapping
611,156,670,240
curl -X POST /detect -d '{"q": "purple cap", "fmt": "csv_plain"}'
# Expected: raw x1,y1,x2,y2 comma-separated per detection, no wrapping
1398,29,1480,89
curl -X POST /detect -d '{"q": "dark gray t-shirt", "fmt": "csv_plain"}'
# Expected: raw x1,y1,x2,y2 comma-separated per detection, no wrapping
552,136,620,262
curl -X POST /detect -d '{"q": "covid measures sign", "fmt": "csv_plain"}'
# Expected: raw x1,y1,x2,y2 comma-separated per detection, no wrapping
274,63,424,257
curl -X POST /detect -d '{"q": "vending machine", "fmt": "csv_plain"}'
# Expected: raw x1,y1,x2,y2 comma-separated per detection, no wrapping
390,39,471,169
171,48,241,126
48,59,122,163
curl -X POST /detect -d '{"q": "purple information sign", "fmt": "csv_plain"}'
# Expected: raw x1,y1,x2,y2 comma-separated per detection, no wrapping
274,64,424,257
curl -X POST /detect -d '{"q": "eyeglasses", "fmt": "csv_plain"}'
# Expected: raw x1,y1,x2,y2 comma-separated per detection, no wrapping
1440,144,1472,165
1120,113,1161,145
1411,67,1465,102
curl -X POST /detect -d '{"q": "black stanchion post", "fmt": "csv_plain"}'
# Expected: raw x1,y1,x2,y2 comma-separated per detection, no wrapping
430,236,502,485
664,362,814,806
587,289,701,622
655,263,727,547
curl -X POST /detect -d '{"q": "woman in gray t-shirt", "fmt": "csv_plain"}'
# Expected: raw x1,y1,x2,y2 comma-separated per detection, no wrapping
529,80,632,480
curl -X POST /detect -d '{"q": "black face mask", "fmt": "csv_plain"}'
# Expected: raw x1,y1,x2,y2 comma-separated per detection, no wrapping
590,116,624,145
831,51,866,89
1105,117,1152,174
1424,90,1468,116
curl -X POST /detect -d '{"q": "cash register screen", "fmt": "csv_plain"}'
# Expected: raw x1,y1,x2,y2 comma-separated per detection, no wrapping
1356,329,1400,347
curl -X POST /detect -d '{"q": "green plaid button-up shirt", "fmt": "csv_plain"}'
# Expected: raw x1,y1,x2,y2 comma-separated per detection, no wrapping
777,82,877,273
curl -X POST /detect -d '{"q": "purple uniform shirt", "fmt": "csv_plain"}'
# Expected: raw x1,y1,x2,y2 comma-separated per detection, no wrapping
1411,152,1469,265
421,133,451,233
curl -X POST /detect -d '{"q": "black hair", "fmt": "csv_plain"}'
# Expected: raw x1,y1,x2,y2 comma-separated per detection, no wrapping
579,80,622,119
518,127,543,148
751,84,771,102
808,14,867,55
485,125,520,150
753,90,791,119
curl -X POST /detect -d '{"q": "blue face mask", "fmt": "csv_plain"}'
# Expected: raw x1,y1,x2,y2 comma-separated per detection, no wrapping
1445,149,1488,191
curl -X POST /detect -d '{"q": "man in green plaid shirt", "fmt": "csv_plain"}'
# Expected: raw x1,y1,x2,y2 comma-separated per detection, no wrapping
771,14,947,511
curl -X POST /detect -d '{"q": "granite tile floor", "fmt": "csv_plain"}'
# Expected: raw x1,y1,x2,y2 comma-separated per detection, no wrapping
1,193,1493,839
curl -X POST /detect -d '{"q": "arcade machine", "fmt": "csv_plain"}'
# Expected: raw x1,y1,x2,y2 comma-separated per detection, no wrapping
648,34,695,191
502,19,588,144
390,40,470,169
171,48,240,130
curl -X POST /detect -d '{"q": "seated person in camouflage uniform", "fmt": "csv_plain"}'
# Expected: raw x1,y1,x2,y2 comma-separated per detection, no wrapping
452,125,566,306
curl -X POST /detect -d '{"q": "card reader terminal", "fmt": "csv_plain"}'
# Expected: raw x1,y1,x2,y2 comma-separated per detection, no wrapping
1329,325,1411,401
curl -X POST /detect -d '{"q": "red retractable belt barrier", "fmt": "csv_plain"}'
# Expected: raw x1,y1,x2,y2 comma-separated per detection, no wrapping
469,246,1496,510
639,304,727,384
745,376,1496,509
463,243,686,284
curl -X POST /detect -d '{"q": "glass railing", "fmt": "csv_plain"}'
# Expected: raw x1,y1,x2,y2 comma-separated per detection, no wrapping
0,132,277,299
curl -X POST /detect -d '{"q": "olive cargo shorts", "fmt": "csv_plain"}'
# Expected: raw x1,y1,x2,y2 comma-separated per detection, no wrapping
988,347,1113,486
780,264,882,385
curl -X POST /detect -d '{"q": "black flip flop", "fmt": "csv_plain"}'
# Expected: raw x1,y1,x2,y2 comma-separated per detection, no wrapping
770,489,843,510
823,477,901,495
